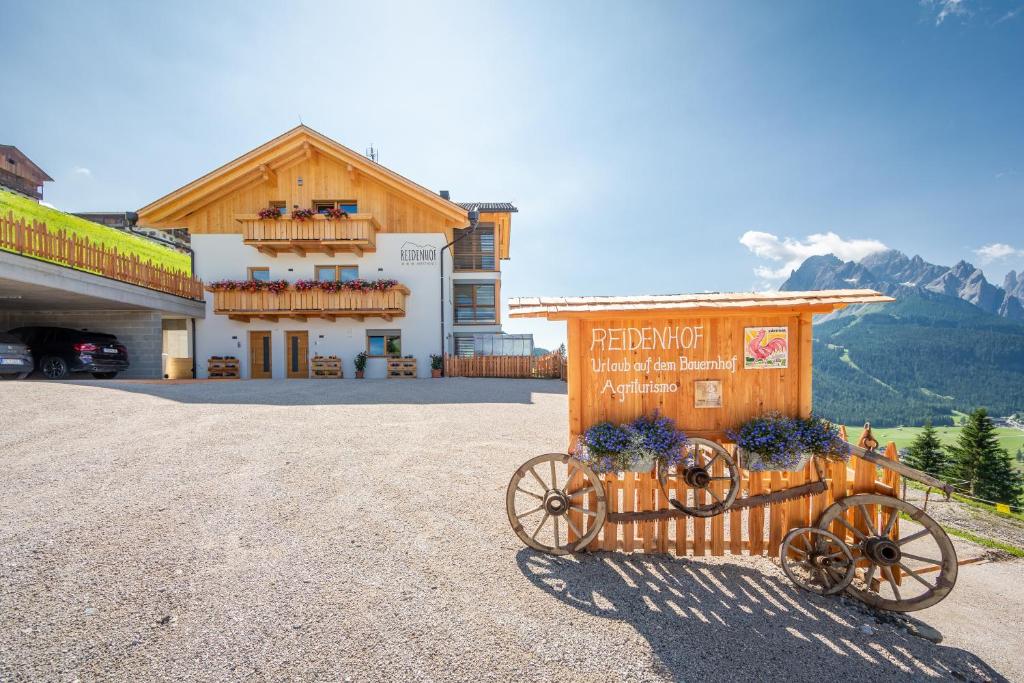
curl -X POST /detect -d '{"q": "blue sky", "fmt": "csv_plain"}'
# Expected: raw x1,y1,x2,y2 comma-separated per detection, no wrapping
2,0,1022,347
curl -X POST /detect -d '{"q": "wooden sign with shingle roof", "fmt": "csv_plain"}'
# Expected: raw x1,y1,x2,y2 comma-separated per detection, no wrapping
509,289,894,445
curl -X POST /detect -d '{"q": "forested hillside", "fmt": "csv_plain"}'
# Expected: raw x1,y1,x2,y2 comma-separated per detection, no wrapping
811,294,1024,426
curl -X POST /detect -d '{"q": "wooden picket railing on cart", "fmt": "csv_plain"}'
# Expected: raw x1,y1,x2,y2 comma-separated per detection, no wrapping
566,426,903,557
0,212,204,300
443,352,566,379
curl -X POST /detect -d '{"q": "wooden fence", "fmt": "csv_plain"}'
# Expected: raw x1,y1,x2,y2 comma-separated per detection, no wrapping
1,212,204,301
566,426,901,557
444,354,533,378
443,352,567,379
533,350,567,379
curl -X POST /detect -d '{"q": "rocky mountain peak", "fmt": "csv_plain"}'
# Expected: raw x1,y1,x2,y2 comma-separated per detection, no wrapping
780,249,1024,320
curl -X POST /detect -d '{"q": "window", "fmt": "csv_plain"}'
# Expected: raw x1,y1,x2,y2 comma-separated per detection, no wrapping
453,224,496,271
367,330,401,357
315,265,359,283
248,267,270,282
313,200,358,215
454,283,497,324
269,201,287,216
454,335,475,357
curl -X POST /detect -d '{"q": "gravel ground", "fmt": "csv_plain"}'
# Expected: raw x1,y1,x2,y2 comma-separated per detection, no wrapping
904,487,1024,550
0,379,1018,682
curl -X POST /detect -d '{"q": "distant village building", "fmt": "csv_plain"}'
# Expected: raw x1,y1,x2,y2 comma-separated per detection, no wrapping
0,145,52,201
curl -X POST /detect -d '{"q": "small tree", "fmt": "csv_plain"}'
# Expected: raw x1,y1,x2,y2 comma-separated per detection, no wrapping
946,408,1024,504
976,444,1024,506
1016,448,1024,463
904,421,945,477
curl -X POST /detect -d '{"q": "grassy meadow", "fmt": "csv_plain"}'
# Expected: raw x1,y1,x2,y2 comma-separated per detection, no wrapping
1,189,191,274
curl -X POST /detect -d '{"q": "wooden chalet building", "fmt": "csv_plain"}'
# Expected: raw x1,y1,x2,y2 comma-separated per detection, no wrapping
138,126,519,379
0,145,52,201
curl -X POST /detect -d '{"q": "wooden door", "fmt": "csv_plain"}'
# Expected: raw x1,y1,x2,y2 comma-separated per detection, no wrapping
285,330,309,378
249,331,272,379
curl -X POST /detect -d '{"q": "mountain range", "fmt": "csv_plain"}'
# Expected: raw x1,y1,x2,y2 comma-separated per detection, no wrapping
782,250,1024,320
779,250,1024,426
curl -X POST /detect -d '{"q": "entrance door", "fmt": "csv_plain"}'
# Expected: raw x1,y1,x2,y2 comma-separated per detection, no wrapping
285,330,309,378
249,331,272,378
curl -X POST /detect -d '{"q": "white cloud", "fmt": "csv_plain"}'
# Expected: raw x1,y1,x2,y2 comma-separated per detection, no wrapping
72,166,92,177
739,230,889,282
924,0,970,25
996,6,1022,23
975,243,1021,262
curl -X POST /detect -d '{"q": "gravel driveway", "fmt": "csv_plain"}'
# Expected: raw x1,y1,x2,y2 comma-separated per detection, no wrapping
0,379,1017,682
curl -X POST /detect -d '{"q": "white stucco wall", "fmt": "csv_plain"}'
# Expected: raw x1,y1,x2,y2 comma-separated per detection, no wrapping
193,233,453,379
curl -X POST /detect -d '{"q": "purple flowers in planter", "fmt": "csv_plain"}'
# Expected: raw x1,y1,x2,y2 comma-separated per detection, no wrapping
575,411,687,474
728,413,849,471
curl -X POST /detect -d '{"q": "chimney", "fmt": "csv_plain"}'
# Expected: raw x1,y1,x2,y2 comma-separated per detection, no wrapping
439,190,450,200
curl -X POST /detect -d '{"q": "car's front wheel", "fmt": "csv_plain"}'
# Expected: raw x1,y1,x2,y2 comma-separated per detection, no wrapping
40,356,70,380
92,372,118,379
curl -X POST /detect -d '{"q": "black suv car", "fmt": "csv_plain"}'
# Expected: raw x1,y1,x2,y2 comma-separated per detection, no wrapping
9,326,130,379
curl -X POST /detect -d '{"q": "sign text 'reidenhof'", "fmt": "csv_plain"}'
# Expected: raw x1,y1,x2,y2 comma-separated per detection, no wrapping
589,325,738,402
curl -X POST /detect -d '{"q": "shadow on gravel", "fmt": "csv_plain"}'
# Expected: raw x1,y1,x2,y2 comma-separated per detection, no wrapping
47,377,567,406
516,549,1006,682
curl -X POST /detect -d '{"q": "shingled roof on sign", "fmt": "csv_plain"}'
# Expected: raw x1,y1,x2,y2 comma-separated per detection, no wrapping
507,289,895,319
455,202,518,212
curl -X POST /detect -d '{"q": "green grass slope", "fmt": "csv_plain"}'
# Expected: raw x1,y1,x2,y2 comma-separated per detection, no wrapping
812,293,1024,426
0,189,190,275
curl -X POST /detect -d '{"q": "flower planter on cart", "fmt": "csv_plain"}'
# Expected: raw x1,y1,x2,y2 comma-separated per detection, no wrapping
503,289,964,614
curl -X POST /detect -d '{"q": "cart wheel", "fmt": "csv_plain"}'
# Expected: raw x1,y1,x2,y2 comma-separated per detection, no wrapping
659,438,740,518
506,453,607,555
816,494,958,612
780,527,856,596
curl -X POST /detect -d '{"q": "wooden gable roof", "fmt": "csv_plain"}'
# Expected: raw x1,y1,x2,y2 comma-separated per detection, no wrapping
0,145,53,182
137,125,468,227
508,289,895,319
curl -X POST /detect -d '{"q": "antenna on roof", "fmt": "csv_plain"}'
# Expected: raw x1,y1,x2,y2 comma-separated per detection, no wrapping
298,114,304,125
365,145,378,162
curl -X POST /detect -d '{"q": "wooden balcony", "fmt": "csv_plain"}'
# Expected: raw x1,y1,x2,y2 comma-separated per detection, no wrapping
235,213,379,256
208,285,409,322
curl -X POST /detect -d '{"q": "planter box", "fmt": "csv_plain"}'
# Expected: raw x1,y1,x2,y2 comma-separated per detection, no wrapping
387,358,417,379
311,355,342,379
207,356,239,379
736,448,810,472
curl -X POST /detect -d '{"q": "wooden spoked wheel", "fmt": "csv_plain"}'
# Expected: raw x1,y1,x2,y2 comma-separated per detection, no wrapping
506,453,608,555
816,494,958,612
780,527,856,596
658,438,740,518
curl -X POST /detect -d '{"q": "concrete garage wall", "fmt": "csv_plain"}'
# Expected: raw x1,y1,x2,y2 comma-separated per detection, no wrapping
0,310,163,379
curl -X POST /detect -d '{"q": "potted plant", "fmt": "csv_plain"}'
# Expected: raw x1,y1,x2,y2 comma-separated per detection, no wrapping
574,412,687,474
430,354,443,378
291,208,316,221
729,413,849,471
258,207,281,220
325,207,349,220
354,351,367,379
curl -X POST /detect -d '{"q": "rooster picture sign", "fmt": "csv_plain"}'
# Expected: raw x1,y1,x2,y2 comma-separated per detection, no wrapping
744,326,788,369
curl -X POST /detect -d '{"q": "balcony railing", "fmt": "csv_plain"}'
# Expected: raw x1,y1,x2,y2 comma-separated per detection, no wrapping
235,213,379,256
208,285,409,322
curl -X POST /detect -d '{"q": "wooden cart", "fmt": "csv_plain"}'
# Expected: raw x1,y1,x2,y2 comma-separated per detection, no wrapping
504,289,962,613
506,429,959,613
